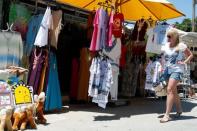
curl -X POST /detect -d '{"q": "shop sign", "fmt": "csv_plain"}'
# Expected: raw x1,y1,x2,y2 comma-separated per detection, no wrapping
12,84,34,106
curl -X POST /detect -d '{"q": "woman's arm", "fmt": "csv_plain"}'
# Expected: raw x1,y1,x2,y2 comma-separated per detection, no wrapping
184,48,193,64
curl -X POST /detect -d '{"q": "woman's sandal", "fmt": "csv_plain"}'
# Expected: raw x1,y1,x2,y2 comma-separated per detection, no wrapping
160,115,172,123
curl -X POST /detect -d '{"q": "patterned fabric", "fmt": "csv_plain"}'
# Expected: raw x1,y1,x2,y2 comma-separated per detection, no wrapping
88,57,113,108
153,24,170,45
145,60,154,91
103,37,121,100
112,13,124,38
145,28,163,54
120,44,141,97
27,48,44,94
161,42,187,74
0,32,23,69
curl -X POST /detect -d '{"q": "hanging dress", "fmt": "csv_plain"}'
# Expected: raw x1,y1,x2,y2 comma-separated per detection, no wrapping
45,51,62,111
28,48,43,94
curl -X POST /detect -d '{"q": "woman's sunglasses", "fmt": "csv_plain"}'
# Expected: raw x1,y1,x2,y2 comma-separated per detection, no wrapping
167,35,171,39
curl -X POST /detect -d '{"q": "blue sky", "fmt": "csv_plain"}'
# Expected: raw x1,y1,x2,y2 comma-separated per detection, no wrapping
167,0,196,24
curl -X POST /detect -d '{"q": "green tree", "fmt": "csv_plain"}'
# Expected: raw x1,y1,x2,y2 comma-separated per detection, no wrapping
174,17,197,32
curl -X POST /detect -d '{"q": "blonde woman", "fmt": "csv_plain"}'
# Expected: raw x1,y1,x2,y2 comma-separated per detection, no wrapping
160,28,193,123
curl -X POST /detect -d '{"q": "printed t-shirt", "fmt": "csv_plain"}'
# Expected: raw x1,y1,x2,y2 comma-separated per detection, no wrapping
112,13,124,38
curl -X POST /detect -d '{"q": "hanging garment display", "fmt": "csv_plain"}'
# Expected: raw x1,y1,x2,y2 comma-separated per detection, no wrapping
56,23,86,95
146,26,186,54
9,3,31,40
88,56,113,109
119,43,127,68
0,32,23,69
145,28,162,54
49,10,62,49
90,8,109,51
77,48,90,101
28,48,44,94
121,43,141,97
129,59,141,96
103,36,121,100
34,7,52,47
131,19,148,42
153,23,170,45
152,60,162,85
38,49,49,94
131,40,146,57
112,13,124,38
25,14,44,56
45,52,62,111
138,62,146,96
145,59,154,91
108,10,114,46
0,70,12,81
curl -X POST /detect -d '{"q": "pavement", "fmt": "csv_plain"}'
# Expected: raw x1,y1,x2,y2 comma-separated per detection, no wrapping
26,97,197,131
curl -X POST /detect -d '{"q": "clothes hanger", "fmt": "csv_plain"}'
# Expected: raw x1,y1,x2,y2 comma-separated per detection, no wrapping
161,20,169,25
2,23,15,32
2,23,9,32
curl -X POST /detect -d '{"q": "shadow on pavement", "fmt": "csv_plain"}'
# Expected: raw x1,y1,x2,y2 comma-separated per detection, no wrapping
58,97,197,121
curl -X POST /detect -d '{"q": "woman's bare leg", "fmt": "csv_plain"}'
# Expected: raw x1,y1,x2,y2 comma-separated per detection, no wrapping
174,87,182,113
163,78,179,117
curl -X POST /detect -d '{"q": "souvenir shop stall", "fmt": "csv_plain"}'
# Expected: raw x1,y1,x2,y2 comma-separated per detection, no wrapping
0,0,92,130
0,0,186,122
86,1,170,107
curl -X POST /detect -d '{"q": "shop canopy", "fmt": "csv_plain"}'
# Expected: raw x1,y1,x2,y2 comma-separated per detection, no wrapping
56,0,185,21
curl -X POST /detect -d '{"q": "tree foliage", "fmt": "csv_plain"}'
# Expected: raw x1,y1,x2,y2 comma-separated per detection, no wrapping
174,17,197,32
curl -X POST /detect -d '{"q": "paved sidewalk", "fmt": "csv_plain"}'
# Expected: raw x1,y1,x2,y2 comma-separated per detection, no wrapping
27,97,197,131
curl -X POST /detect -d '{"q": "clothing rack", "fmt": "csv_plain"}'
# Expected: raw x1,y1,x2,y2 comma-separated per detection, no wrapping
96,50,114,62
19,0,90,17
64,13,88,24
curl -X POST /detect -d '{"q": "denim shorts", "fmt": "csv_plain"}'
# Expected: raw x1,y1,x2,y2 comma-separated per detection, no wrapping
160,72,183,81
170,72,183,81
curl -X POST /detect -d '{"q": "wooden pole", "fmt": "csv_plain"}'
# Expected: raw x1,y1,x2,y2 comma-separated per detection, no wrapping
192,0,196,32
